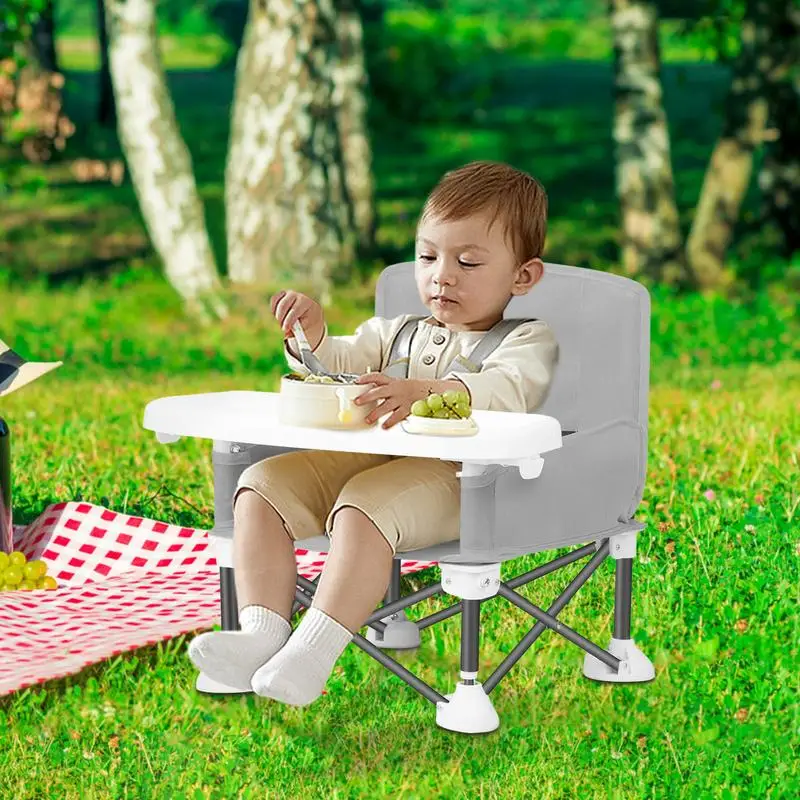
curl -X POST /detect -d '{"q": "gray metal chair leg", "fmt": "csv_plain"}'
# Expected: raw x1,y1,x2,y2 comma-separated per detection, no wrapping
365,558,421,649
220,567,239,631
582,531,655,683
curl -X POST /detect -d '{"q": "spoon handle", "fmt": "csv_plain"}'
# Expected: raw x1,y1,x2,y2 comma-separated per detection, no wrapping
291,321,312,355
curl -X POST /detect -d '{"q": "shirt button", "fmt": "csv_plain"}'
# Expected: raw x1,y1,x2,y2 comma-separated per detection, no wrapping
422,354,435,365
432,334,445,345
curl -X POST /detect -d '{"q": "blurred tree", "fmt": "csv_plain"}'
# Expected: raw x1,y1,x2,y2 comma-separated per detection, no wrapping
225,0,369,304
610,0,688,286
758,2,799,256
102,0,228,322
96,0,115,126
334,0,376,256
30,0,58,72
0,0,73,165
685,0,789,289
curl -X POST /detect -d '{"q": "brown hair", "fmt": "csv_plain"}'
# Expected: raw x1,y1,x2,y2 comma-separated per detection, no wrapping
419,161,548,262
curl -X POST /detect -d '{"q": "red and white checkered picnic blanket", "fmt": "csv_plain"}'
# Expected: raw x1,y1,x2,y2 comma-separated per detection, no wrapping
0,501,438,696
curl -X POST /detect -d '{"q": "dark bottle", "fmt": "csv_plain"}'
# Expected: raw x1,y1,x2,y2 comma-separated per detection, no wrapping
0,416,10,554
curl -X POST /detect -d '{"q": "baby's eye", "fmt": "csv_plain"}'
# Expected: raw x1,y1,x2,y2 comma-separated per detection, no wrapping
459,259,481,267
418,254,436,262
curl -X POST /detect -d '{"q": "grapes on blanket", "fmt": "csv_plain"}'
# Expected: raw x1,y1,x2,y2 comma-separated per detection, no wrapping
2,566,23,586
24,560,47,581
0,551,58,592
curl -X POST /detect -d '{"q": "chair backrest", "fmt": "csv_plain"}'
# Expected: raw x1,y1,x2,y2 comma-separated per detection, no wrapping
374,262,651,437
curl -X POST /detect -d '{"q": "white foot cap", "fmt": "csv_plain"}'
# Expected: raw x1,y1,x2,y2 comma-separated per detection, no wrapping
196,671,253,695
583,638,655,683
436,682,499,734
365,611,421,649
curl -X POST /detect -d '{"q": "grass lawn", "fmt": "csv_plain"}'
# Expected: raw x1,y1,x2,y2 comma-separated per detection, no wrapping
1,22,799,800
0,269,797,797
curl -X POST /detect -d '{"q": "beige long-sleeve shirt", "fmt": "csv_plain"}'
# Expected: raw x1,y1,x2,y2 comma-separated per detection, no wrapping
284,314,558,413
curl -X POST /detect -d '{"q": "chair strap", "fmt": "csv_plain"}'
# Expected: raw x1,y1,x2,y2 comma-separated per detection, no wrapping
444,318,537,374
383,315,537,377
383,316,427,378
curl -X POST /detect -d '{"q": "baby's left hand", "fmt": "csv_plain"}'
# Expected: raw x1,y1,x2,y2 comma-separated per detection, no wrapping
353,373,425,429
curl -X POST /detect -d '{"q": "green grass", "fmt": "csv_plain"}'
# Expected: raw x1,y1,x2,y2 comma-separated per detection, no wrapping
0,267,798,798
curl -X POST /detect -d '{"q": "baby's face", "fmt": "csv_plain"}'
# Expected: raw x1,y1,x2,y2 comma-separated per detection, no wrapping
414,210,540,331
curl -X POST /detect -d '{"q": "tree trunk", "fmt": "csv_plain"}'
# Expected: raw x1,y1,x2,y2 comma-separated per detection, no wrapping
96,0,116,126
758,2,800,256
610,0,687,286
686,0,779,290
225,0,358,306
333,0,376,258
103,0,227,322
31,1,58,73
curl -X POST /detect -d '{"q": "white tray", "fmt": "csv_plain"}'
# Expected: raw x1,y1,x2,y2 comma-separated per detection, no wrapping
143,391,562,463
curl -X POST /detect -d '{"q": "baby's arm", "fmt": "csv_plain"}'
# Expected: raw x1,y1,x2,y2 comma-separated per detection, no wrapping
284,316,407,376
443,321,559,413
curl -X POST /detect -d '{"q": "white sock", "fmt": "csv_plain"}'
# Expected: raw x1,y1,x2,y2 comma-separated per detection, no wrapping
187,605,292,692
251,606,353,706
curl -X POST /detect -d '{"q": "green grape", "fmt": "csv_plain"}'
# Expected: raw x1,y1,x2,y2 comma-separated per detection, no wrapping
410,400,430,417
18,580,36,591
427,393,444,411
9,551,26,568
40,576,58,590
457,392,470,406
455,402,471,418
3,567,23,585
442,390,460,405
433,408,450,419
24,560,47,581
0,553,8,571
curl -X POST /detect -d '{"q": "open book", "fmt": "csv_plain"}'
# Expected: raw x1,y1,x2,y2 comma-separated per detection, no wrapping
0,338,63,397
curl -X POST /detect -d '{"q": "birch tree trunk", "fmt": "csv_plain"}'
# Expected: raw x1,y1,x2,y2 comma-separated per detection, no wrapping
686,0,777,290
758,2,800,257
225,0,357,305
103,0,227,322
610,0,687,286
333,0,376,257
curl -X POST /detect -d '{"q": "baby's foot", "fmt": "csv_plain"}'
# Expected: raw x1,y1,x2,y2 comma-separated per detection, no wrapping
188,605,291,692
251,606,352,706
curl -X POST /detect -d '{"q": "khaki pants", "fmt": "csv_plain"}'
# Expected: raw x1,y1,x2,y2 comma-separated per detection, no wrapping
233,450,461,555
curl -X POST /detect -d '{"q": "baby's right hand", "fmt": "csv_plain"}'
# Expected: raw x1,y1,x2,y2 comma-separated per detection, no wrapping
270,290,325,346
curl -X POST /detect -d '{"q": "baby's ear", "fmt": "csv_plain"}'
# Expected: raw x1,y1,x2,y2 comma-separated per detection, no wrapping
517,258,544,289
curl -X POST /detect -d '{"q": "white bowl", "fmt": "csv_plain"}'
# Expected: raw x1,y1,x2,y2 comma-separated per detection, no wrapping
278,374,377,430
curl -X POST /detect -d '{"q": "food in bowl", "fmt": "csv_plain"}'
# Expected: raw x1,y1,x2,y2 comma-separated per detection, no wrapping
279,373,377,429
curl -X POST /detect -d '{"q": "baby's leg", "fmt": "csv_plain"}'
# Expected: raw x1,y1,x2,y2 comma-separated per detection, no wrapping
251,507,393,705
188,449,392,692
187,489,295,690
252,456,459,706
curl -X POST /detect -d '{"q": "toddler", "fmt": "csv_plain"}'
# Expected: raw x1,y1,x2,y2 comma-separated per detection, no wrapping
189,160,559,706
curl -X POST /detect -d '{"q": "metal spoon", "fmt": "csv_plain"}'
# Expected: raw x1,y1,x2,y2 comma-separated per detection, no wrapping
291,321,360,383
